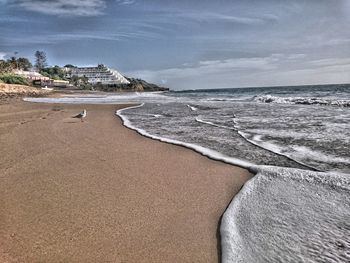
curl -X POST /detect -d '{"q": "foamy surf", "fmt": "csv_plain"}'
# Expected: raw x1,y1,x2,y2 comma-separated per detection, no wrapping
117,104,255,170
196,117,236,131
255,95,350,107
196,117,319,171
221,166,350,263
24,91,169,104
187,104,198,111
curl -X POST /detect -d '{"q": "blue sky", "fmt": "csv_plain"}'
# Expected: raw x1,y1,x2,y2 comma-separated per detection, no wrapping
0,0,349,90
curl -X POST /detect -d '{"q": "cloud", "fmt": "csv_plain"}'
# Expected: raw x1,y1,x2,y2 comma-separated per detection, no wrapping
0,29,160,46
126,54,290,86
132,54,302,78
3,0,136,16
0,16,28,22
160,11,277,26
116,0,135,5
126,54,350,90
12,0,106,16
308,58,350,67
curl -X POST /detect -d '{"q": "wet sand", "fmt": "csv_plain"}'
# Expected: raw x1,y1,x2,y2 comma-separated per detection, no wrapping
0,100,252,262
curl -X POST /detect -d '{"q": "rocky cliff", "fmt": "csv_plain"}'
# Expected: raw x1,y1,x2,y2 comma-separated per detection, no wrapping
92,77,169,92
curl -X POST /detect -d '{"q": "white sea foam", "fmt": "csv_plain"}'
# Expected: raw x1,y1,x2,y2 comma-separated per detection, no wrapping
291,145,350,165
221,166,350,263
237,131,320,170
187,104,198,111
204,97,250,102
195,117,318,170
117,105,255,170
195,118,236,130
24,92,169,104
238,131,284,155
255,95,350,107
237,131,350,172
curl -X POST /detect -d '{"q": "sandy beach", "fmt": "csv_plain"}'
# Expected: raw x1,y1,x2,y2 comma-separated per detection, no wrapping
0,99,252,262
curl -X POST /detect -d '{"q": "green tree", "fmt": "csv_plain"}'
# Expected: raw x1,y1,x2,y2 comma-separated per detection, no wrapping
8,57,17,69
17,57,32,71
0,60,14,74
34,51,48,71
6,57,32,71
70,75,92,89
64,64,76,68
40,65,66,80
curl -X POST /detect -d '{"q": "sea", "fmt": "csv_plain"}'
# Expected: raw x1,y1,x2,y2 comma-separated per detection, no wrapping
27,83,350,262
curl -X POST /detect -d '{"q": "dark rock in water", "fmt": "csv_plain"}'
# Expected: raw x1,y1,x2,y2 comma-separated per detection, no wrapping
93,77,169,92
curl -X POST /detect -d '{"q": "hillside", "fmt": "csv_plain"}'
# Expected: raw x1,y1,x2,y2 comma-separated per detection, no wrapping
92,77,169,92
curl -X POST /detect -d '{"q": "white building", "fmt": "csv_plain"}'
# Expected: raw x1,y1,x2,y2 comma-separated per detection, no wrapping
65,64,130,85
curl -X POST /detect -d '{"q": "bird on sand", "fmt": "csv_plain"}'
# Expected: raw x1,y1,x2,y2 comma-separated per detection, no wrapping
72,109,87,122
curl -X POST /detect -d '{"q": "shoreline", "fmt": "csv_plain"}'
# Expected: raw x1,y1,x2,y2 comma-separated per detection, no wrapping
117,103,256,172
0,99,252,262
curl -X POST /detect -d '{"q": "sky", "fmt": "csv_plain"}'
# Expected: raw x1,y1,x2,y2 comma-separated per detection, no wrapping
0,0,349,90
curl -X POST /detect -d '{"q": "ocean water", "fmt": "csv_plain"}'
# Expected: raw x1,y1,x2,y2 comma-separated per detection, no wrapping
27,84,350,262
221,166,350,263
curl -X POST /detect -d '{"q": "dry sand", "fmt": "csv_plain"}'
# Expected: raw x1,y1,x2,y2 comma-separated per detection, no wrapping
0,100,252,262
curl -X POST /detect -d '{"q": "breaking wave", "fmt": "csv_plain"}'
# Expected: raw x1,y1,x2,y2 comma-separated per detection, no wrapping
255,95,350,107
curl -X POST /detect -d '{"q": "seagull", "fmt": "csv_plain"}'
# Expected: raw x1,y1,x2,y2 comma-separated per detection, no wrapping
72,109,87,122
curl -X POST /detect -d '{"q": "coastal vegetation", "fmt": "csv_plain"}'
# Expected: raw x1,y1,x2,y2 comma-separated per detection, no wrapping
40,65,66,80
0,52,35,84
70,75,93,90
0,51,168,92
93,77,168,92
0,60,13,74
34,51,48,71
0,74,29,85
34,51,68,80
64,64,76,68
0,57,32,73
